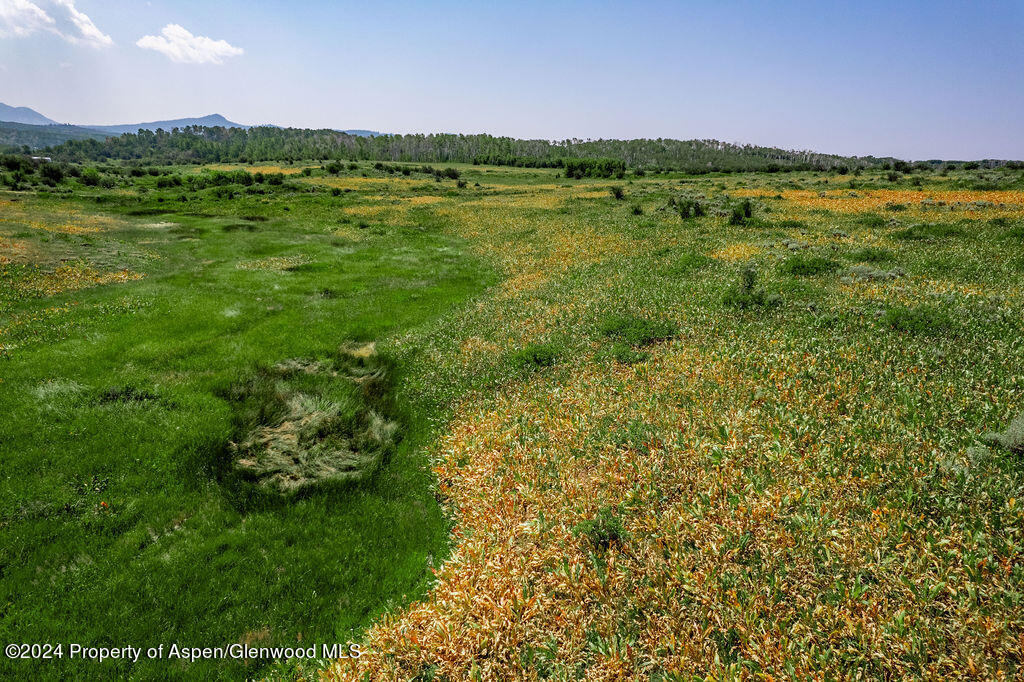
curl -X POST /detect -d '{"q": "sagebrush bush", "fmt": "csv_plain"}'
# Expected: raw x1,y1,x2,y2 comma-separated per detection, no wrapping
985,412,1024,454
609,186,625,200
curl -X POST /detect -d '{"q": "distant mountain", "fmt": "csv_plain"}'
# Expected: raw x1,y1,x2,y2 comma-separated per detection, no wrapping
85,113,248,135
0,102,387,147
339,129,381,137
0,121,109,149
0,103,58,126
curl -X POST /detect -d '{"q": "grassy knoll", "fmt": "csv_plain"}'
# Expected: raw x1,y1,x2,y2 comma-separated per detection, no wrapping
2,161,1024,679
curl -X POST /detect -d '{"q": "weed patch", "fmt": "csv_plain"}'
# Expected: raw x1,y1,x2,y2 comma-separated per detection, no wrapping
880,304,953,335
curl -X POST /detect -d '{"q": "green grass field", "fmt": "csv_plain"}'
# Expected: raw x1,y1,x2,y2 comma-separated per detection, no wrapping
2,161,1023,679
0,167,493,679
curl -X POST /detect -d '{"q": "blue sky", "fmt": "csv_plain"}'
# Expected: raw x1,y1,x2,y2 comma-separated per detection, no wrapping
1,0,1022,159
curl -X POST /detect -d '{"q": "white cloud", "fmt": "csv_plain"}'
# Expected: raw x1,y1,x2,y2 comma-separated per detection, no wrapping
0,0,55,38
53,0,110,47
136,24,242,64
0,0,111,46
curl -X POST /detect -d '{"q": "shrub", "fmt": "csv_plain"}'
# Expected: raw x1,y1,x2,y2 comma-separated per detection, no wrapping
609,186,625,200
599,315,675,346
881,305,952,335
631,204,643,215
156,175,182,189
728,207,747,226
677,198,705,219
723,265,780,309
80,168,100,186
39,163,64,184
779,254,840,276
884,202,908,211
509,343,561,371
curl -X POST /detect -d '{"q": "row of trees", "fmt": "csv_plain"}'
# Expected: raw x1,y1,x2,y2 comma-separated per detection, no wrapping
43,126,898,172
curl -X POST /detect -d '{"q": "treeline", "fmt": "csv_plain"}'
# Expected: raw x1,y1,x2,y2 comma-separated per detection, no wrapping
42,125,905,172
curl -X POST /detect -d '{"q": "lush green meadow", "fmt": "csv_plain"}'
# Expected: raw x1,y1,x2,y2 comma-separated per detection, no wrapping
2,160,1024,679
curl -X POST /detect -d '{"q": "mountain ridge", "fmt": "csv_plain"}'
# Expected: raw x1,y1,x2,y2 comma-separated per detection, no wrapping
0,103,58,126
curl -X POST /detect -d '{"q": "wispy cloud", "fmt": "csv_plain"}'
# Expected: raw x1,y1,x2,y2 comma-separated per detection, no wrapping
136,24,242,64
0,0,112,47
53,0,111,47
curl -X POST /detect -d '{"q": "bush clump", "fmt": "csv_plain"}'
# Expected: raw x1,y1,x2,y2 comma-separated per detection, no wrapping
509,342,561,371
779,254,841,277
677,198,705,219
723,265,781,309
599,314,675,346
880,305,953,335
